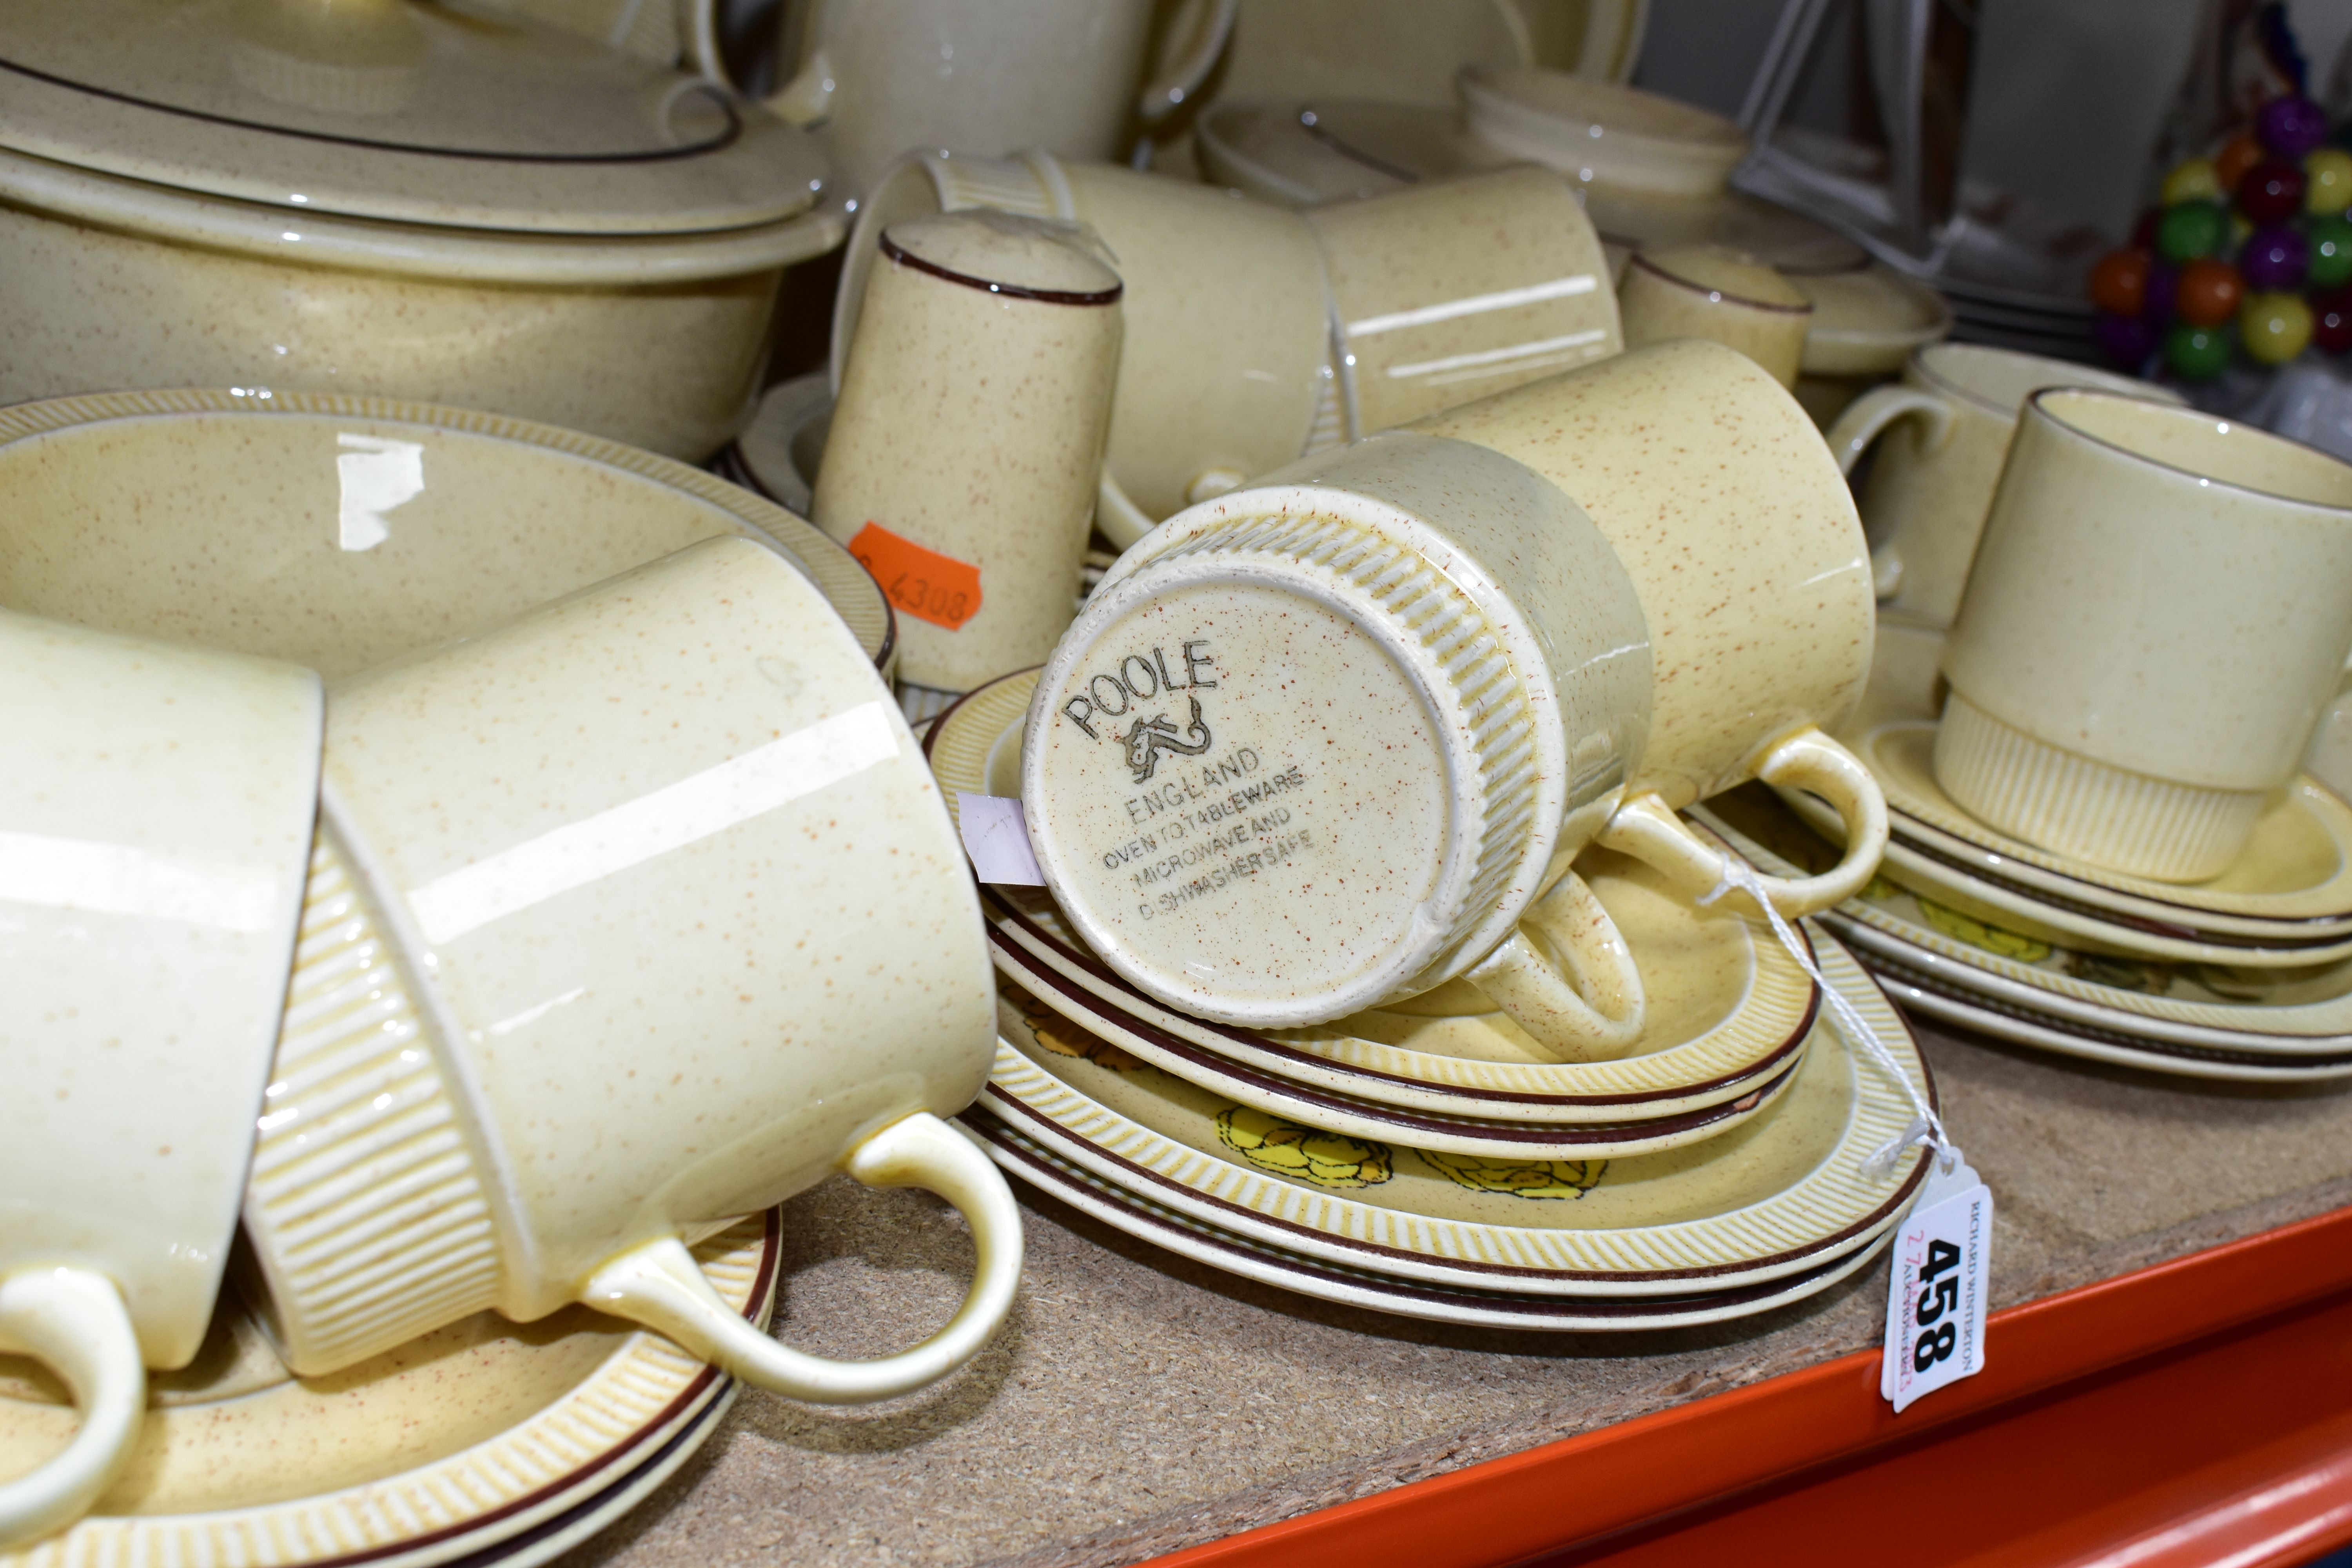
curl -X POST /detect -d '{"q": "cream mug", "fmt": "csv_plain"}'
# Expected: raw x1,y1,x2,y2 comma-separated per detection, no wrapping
1301,164,1622,438
695,0,1237,198
1616,245,1812,390
1939,390,2352,882
0,613,320,1548
1825,343,2186,625
1024,342,1886,1050
817,212,1122,693
833,149,1333,546
234,537,1017,1394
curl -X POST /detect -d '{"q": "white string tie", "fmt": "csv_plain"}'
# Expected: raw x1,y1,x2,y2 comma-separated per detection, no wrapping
1700,853,1956,1182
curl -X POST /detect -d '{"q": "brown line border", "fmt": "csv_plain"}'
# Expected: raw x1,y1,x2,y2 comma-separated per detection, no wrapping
922,669,1819,1110
0,57,742,165
1886,815,2352,951
1628,252,1814,314
879,231,1123,306
301,1209,783,1568
997,931,1803,1144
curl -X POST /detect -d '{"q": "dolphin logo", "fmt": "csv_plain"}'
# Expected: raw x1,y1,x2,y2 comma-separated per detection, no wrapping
1121,695,1212,782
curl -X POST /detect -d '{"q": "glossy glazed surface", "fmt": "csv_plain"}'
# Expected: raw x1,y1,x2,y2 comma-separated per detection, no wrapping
1030,434,1651,1027
817,214,1120,690
1,615,319,1369
245,540,991,1368
1305,165,1622,435
1942,390,2352,875
0,390,889,681
1833,343,2184,628
1416,339,1875,809
832,152,1333,532
1617,245,1810,388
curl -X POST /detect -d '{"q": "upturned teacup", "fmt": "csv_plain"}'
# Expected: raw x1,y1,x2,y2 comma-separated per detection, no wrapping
236,538,1019,1397
0,613,320,1548
1023,341,1886,1053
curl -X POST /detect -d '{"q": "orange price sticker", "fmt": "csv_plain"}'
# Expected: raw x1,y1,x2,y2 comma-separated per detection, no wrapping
846,521,984,632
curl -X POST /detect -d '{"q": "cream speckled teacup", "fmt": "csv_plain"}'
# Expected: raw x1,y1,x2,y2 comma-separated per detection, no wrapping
235,537,1018,1402
1617,245,1811,390
1024,432,1658,1056
1024,345,1888,1051
1826,343,2185,626
817,212,1122,693
1301,165,1622,437
1417,340,1884,846
1938,390,2352,881
0,612,319,1548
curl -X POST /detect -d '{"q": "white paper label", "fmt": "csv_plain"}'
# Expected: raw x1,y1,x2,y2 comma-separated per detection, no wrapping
1881,1159,1991,1413
956,793,1046,886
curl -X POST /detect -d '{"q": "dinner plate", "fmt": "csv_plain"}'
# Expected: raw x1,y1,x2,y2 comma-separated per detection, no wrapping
980,935,1934,1297
0,1215,778,1568
1858,721,2352,929
1693,788,2352,1056
964,1111,1904,1330
927,671,1821,1137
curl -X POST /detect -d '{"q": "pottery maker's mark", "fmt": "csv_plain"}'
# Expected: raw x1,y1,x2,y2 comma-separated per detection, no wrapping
1122,695,1212,783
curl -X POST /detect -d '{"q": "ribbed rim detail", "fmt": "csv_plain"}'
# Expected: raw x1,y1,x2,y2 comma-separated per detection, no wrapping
240,828,502,1375
1136,508,1543,999
1935,691,2268,883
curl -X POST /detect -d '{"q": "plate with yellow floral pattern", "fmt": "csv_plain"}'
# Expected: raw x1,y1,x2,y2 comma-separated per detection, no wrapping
980,933,1933,1296
964,1110,1903,1330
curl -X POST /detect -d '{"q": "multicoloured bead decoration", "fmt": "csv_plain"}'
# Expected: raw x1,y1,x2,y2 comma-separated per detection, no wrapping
2093,94,2352,378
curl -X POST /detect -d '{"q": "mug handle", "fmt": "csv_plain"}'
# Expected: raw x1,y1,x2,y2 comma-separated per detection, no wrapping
1137,0,1239,122
1096,472,1157,551
582,1112,1022,1403
1822,384,1957,603
1596,726,1889,916
1465,867,1648,1061
0,1268,146,1549
687,0,843,126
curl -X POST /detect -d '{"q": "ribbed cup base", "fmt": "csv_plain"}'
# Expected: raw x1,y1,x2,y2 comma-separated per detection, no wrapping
1933,691,2266,883
237,826,502,1376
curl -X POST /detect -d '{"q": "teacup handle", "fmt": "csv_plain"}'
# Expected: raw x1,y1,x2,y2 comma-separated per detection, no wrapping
0,1268,146,1549
1822,384,1957,602
582,1112,1022,1404
687,0,841,125
1465,867,1649,1062
1596,726,1889,916
1138,0,1239,122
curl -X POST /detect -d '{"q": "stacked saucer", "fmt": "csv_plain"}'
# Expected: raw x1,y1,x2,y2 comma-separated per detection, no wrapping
1689,740,2352,1085
928,671,1937,1328
0,1217,777,1568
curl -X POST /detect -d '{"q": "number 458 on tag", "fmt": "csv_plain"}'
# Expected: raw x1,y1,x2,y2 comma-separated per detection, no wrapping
1880,1160,1990,1412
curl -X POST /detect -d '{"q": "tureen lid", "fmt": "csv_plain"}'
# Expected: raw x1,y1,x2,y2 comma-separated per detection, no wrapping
0,0,826,234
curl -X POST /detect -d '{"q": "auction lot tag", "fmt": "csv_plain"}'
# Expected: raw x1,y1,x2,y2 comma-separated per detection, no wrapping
956,793,1046,886
1881,1158,1991,1413
848,521,984,631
